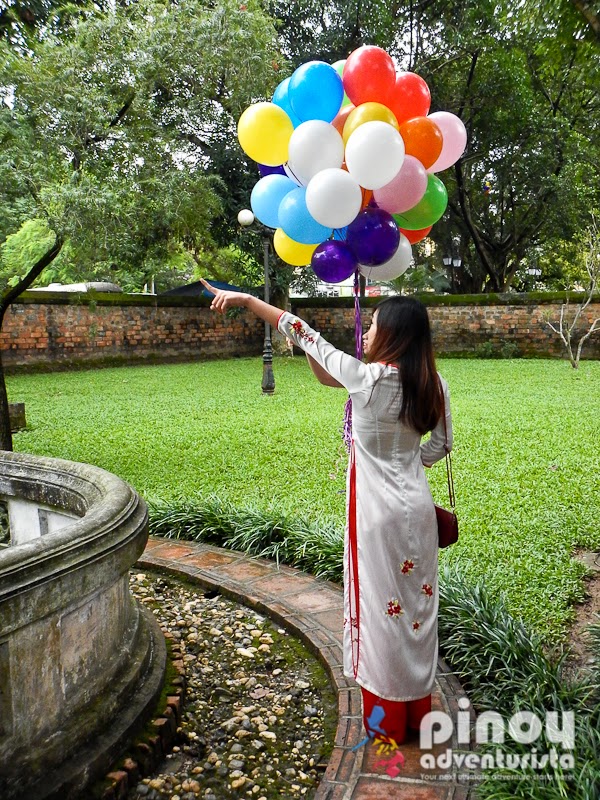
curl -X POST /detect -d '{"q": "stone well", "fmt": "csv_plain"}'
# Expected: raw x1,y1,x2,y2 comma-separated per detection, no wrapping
0,452,166,800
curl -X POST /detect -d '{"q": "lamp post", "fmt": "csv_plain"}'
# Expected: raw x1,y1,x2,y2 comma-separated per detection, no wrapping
526,266,542,291
238,209,275,395
443,236,462,293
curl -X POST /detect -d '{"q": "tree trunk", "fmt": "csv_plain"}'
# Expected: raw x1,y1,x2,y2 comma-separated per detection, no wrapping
0,236,63,451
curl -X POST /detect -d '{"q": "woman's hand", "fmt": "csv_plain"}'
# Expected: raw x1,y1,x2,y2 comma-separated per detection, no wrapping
200,279,250,314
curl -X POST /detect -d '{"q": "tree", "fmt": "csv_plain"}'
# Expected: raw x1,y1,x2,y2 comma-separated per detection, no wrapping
0,0,282,449
402,1,600,291
545,217,600,367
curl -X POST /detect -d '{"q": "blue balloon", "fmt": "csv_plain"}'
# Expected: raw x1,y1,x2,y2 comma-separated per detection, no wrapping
333,227,349,241
251,175,297,229
288,61,344,123
272,77,303,128
278,187,333,244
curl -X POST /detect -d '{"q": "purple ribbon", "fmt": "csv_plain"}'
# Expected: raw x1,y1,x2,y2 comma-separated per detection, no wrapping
343,268,363,452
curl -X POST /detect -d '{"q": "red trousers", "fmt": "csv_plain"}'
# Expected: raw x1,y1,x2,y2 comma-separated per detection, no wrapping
361,687,431,744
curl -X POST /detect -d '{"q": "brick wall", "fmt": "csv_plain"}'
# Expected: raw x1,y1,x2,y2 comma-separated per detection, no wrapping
3,292,599,371
3,295,264,370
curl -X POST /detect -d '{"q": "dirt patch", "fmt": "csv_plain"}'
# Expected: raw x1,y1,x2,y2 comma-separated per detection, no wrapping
566,550,600,675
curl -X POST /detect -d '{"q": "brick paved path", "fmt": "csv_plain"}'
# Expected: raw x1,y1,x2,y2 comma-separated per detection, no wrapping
139,538,476,800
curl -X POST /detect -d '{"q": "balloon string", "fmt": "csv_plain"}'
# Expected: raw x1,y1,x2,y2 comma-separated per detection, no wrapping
285,162,302,184
343,268,362,453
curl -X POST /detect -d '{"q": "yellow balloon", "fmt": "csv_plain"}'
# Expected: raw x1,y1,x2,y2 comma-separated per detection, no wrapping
237,102,294,166
274,229,318,266
342,102,399,144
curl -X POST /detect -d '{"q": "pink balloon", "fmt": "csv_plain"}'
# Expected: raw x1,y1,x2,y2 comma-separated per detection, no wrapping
426,111,467,173
372,155,428,214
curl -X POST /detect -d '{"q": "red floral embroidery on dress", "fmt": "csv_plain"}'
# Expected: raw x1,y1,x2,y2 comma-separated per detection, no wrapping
401,559,415,575
422,583,433,597
290,318,315,344
412,620,421,632
386,598,404,618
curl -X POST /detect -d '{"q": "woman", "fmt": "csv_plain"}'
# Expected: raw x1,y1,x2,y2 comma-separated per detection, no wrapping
200,279,452,745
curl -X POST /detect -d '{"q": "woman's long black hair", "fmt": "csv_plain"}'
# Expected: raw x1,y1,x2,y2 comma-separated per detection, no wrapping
366,296,443,435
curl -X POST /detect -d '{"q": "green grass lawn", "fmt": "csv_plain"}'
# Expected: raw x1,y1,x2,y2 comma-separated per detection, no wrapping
10,356,600,642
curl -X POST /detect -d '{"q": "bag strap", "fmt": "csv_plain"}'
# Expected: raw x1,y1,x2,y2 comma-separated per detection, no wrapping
440,386,456,511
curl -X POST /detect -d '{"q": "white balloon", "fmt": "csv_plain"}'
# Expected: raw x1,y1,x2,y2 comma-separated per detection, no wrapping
360,234,413,280
287,120,345,184
283,162,305,186
345,121,405,190
305,168,363,229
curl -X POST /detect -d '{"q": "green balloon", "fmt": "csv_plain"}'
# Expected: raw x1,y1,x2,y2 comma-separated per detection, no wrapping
394,175,448,230
332,59,351,107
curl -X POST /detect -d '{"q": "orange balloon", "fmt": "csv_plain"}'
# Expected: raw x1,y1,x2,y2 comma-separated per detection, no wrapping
332,104,355,135
342,102,399,144
361,188,373,209
399,118,443,170
400,226,432,244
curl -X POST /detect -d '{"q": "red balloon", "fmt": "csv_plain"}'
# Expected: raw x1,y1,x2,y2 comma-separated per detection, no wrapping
387,72,431,125
342,46,396,107
400,226,432,244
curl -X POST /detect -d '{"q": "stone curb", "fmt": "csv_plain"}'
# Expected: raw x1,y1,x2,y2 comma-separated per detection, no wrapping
139,537,476,800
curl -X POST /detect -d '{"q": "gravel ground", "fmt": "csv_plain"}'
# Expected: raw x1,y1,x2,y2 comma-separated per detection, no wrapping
128,571,337,800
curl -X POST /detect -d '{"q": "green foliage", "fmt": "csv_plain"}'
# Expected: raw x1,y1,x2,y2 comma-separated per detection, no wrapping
191,244,264,289
0,0,282,291
473,340,521,359
387,264,450,295
10,357,600,643
0,218,58,287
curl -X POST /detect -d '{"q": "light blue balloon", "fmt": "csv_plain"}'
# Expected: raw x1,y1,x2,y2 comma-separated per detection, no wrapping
288,61,344,123
278,187,333,245
251,175,297,229
272,77,303,128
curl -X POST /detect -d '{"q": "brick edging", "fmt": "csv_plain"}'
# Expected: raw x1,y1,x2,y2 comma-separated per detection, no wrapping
99,623,187,799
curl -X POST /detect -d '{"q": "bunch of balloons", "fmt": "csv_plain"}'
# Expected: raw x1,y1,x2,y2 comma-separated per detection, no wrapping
237,45,467,284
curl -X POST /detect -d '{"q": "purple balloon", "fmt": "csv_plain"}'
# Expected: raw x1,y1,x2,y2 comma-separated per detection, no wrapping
311,241,357,283
347,208,400,266
258,163,286,177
